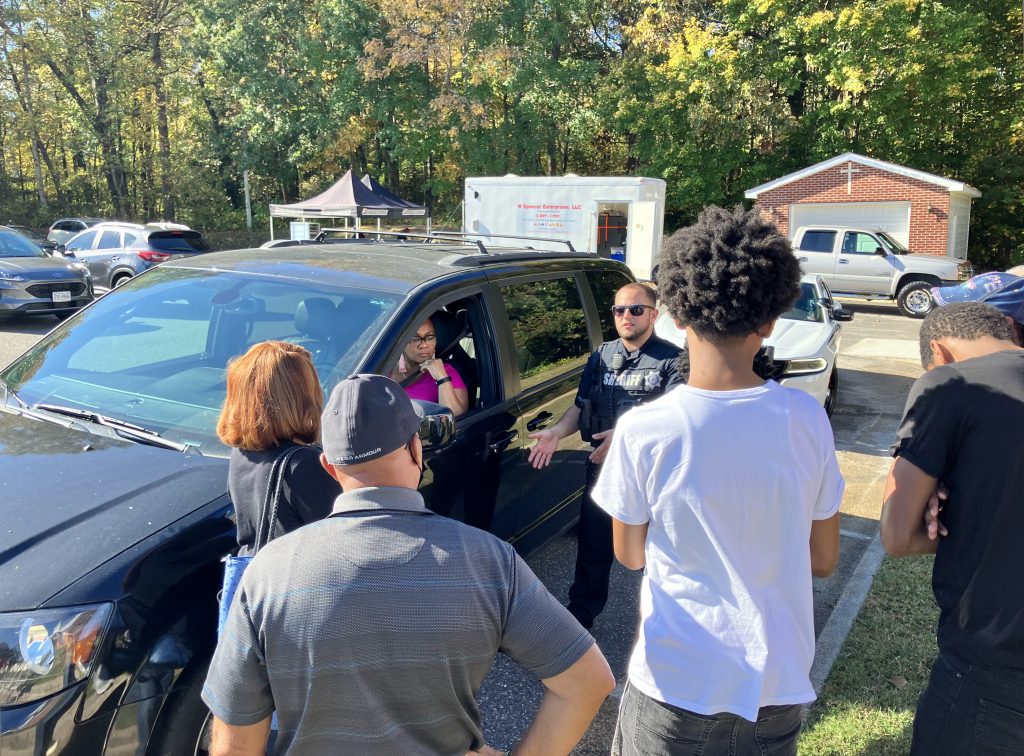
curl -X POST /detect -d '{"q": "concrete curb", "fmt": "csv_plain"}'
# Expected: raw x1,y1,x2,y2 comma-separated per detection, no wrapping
810,532,888,694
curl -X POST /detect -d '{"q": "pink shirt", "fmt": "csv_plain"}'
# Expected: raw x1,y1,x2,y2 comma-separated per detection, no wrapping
404,363,466,403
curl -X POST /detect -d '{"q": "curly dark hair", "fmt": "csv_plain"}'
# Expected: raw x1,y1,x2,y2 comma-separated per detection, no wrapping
919,302,1015,368
657,205,800,341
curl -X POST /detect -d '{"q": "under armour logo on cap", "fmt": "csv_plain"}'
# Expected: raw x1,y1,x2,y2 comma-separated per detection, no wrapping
321,374,424,465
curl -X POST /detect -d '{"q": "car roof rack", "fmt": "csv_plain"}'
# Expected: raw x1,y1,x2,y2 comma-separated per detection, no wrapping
431,231,579,253
316,228,490,254
315,228,585,257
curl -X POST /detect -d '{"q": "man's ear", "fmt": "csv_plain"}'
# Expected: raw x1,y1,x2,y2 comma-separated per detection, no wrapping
320,452,335,476
409,435,424,471
929,339,955,369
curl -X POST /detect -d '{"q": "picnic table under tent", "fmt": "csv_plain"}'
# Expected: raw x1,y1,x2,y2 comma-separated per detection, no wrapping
267,169,429,239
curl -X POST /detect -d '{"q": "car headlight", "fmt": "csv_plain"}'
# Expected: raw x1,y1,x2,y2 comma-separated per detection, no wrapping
783,358,828,376
958,263,973,281
0,271,26,282
0,603,112,707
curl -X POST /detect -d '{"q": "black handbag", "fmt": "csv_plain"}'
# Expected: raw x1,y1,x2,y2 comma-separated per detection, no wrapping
217,446,302,636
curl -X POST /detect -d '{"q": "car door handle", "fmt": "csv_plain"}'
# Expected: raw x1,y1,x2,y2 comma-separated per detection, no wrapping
838,259,849,264
526,411,553,431
487,429,518,453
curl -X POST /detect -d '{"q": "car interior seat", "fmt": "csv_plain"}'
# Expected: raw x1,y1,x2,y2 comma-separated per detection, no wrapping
211,296,265,362
294,297,339,370
430,308,479,410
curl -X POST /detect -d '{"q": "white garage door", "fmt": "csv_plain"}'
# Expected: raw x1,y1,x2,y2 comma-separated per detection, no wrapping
789,202,911,245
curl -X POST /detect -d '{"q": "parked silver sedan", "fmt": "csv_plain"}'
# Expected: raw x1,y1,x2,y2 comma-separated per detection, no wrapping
59,222,211,289
0,226,93,319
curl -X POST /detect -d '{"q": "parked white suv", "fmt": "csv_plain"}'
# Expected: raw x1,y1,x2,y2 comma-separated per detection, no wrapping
792,226,972,318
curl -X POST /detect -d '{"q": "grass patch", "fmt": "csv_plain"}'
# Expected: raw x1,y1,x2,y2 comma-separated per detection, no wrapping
799,555,939,755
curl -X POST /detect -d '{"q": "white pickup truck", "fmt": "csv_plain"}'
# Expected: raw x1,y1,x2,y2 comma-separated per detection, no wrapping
792,226,972,318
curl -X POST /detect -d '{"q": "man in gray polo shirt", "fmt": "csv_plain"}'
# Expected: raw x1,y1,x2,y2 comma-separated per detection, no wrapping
202,374,614,755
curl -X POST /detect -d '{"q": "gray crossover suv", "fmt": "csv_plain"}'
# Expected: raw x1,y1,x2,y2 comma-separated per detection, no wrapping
0,226,93,319
59,222,212,288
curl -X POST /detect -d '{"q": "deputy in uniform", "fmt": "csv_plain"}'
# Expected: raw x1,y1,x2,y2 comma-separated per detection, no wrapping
528,282,684,629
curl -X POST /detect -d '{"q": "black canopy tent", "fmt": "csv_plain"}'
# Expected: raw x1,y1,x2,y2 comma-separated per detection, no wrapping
361,174,419,208
268,170,429,239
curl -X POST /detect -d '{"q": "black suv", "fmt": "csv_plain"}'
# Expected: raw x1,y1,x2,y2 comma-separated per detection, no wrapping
0,238,634,755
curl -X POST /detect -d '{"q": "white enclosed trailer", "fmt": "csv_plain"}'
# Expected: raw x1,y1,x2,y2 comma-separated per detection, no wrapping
463,175,666,279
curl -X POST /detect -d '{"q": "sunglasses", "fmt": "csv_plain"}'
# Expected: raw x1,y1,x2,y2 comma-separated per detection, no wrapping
409,333,437,346
611,304,654,317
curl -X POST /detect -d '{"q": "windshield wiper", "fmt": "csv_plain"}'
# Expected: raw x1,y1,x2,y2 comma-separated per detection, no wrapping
0,375,27,408
33,403,199,454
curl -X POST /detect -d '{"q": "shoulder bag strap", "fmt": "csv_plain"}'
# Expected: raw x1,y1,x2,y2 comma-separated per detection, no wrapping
253,446,303,553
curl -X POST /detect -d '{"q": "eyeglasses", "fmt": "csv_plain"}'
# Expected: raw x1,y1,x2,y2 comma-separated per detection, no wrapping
409,333,437,346
611,304,654,317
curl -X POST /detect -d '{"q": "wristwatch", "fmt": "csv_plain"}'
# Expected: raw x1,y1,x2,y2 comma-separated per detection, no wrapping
436,376,453,386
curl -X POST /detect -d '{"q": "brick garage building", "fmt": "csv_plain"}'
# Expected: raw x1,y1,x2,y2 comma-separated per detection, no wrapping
745,152,981,259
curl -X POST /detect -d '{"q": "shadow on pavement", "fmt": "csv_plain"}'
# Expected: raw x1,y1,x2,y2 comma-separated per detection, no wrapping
835,300,907,318
0,315,58,336
830,368,916,459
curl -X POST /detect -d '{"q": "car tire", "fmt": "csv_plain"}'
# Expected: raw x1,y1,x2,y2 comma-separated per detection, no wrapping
824,368,838,418
112,273,132,288
146,656,213,756
896,281,935,318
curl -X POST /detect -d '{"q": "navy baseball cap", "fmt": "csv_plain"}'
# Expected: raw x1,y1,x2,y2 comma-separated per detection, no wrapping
932,273,1024,325
321,374,423,465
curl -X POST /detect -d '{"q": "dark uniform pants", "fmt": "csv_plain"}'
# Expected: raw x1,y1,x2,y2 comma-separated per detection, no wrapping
567,460,614,629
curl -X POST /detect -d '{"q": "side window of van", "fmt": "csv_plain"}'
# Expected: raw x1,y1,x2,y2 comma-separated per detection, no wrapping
500,277,590,390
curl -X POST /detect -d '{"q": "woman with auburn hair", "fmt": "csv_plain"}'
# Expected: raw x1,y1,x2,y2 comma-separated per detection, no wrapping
217,341,338,554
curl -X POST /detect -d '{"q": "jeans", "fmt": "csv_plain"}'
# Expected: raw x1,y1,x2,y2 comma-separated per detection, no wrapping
911,652,1024,755
612,680,802,756
567,460,614,629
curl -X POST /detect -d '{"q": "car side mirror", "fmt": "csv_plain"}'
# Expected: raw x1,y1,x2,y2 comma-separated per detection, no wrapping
832,306,854,322
874,247,887,256
413,400,456,454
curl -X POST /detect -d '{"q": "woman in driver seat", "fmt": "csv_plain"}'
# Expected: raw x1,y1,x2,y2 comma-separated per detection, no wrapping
390,317,469,417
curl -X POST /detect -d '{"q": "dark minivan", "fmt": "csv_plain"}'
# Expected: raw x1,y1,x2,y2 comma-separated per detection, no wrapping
0,238,634,755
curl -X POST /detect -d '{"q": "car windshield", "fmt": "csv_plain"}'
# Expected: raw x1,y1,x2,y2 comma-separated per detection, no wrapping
781,282,824,323
11,226,45,243
0,230,47,258
0,267,400,456
877,231,907,255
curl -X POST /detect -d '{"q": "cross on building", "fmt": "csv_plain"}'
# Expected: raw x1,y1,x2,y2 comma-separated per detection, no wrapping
840,162,861,194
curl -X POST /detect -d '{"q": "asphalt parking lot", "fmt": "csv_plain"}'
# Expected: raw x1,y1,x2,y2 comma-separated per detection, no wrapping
0,298,925,753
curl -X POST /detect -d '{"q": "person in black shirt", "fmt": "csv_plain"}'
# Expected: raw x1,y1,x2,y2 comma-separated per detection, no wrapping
528,283,684,629
881,302,1024,755
217,341,338,554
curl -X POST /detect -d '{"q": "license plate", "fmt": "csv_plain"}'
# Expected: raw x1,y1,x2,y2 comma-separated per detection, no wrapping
52,291,71,303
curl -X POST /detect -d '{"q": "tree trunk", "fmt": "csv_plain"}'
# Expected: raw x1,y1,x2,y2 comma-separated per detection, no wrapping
196,73,243,209
150,31,174,220
6,40,48,207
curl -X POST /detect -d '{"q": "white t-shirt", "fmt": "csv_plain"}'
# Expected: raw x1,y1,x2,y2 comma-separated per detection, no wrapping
592,380,844,722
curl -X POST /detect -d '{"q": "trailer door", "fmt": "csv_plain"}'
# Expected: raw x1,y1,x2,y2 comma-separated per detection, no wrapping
628,201,657,279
